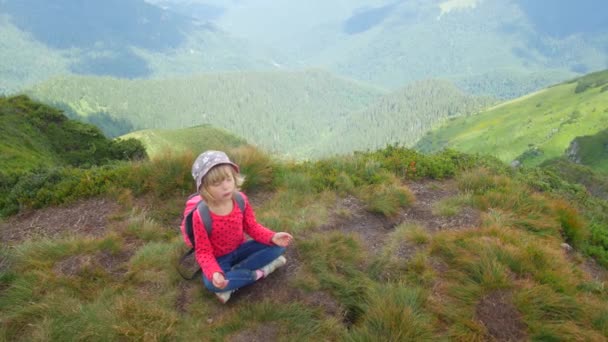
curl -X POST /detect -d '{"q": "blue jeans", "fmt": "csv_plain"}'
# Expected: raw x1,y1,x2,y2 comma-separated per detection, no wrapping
203,240,285,292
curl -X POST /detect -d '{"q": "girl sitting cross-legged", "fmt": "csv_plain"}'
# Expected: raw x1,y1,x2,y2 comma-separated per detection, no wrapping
180,150,293,303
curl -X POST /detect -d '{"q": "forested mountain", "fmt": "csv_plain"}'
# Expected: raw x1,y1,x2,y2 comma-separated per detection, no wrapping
26,70,387,158
26,71,492,159
319,80,494,156
0,95,145,174
416,70,608,172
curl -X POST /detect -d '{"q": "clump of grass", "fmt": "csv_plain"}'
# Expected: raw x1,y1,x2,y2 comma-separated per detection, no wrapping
145,151,194,198
457,168,511,195
358,183,414,217
128,241,179,285
230,145,275,191
213,301,346,341
458,168,566,238
123,209,174,242
0,244,13,276
369,223,429,281
401,223,431,245
480,208,514,228
12,235,122,272
277,170,315,195
257,189,334,234
427,223,608,339
432,194,469,217
335,171,355,195
298,231,371,324
552,199,588,248
112,293,179,340
347,283,435,341
368,223,428,280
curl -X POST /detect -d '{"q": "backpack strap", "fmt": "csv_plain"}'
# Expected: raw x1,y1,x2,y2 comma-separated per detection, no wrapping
234,192,246,213
177,192,246,280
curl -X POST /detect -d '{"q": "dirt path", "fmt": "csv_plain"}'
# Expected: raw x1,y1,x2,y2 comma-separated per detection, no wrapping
0,197,121,244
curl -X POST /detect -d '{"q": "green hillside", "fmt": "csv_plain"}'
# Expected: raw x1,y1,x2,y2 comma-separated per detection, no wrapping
416,70,608,170
0,95,145,174
567,128,608,174
122,124,247,159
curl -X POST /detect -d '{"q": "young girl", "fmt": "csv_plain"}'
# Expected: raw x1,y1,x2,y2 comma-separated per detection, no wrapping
181,150,293,303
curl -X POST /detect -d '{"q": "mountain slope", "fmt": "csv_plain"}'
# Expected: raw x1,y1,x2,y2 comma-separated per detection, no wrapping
0,95,145,174
416,70,608,170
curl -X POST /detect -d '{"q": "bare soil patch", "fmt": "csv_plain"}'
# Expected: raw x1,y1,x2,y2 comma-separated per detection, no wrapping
53,250,132,277
175,281,199,315
1,197,121,244
581,256,608,283
228,322,281,342
476,290,528,341
318,195,395,256
402,179,480,231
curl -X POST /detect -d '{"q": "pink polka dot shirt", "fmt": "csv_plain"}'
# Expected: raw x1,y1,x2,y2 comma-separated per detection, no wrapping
181,192,275,280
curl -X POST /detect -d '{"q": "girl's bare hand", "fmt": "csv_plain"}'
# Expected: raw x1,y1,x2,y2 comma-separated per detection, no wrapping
212,272,229,289
272,232,293,247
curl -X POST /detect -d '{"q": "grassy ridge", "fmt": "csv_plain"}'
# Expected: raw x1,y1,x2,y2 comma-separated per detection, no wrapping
417,70,608,171
121,124,247,159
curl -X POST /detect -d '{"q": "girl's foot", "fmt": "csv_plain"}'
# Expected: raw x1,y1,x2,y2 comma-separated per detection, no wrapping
260,256,287,278
215,290,233,304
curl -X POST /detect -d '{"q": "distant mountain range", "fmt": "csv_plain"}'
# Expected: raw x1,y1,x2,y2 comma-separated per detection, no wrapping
152,0,608,97
2,0,608,98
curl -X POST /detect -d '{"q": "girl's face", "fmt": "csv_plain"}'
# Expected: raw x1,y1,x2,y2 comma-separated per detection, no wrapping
206,171,236,204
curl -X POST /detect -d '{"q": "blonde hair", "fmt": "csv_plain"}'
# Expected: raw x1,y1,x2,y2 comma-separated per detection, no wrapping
199,164,244,204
